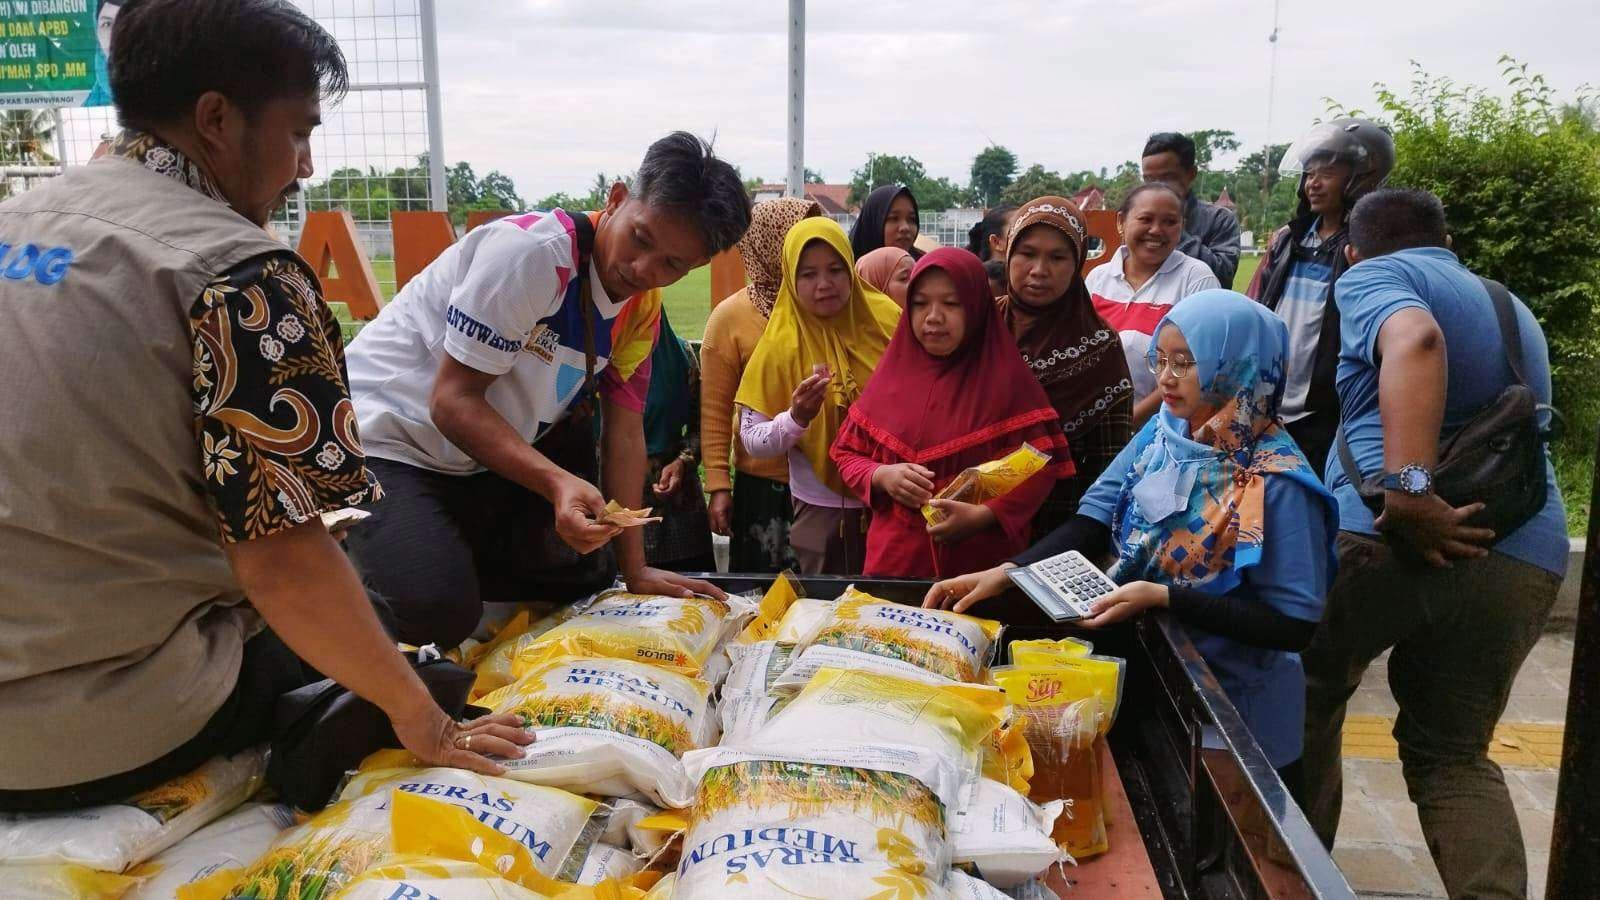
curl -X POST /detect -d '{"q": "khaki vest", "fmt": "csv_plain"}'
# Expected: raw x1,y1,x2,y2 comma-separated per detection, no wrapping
0,157,290,789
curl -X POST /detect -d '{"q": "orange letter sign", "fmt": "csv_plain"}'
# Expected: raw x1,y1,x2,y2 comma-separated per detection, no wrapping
391,211,456,294
296,211,384,320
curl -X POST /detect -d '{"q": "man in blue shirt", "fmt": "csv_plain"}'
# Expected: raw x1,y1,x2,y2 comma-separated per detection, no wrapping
1301,189,1566,899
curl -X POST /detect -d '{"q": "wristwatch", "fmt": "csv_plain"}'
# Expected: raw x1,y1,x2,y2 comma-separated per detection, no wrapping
1377,464,1433,496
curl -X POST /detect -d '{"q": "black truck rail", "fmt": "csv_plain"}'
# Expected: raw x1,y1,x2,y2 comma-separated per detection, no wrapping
696,572,1356,900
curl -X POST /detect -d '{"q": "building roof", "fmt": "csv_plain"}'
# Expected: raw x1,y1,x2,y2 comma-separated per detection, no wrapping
1071,185,1106,211
756,183,856,214
1214,187,1236,211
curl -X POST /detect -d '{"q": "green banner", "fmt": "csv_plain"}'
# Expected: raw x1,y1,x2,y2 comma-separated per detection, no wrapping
0,1,108,108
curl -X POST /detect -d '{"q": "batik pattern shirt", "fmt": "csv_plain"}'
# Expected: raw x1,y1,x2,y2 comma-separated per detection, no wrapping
110,131,382,542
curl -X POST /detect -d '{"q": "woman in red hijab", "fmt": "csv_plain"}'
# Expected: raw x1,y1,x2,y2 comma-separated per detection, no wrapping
831,248,1073,578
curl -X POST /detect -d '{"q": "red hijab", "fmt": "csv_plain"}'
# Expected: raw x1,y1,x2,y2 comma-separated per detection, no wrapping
832,248,1073,576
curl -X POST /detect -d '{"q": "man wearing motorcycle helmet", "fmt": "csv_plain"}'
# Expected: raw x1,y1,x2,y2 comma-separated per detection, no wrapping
1248,118,1395,475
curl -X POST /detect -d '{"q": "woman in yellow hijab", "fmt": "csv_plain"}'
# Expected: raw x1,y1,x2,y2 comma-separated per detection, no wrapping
735,217,901,574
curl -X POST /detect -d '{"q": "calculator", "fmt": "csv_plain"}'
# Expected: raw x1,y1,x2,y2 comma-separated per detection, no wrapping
1006,550,1119,622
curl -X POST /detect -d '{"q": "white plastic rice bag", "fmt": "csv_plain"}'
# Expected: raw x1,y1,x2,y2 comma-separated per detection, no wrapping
0,748,266,872
723,667,1009,812
511,591,755,683
673,754,952,899
778,588,1002,688
949,779,1068,888
0,864,139,899
126,802,293,899
331,856,551,898
482,657,718,808
222,768,600,898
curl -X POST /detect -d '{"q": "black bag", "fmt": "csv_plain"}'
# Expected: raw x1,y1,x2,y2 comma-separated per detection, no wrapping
1337,276,1556,540
266,650,480,811
513,211,616,599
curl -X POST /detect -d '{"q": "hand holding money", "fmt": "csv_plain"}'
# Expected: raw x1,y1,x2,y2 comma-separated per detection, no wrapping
597,500,663,528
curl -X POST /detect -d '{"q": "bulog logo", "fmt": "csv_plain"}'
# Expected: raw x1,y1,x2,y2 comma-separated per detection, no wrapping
0,243,74,286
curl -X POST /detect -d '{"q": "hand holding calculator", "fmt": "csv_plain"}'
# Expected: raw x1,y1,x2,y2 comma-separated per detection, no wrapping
1006,550,1120,622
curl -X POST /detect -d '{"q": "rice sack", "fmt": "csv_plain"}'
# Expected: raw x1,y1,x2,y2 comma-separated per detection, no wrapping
673,755,951,899
474,605,593,698
223,768,599,898
332,857,552,899
0,864,139,899
777,588,1001,687
512,591,754,682
480,658,717,808
0,749,265,872
126,803,294,900
719,667,1008,813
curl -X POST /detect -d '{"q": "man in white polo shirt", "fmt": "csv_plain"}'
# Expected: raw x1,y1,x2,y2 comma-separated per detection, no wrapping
344,133,751,649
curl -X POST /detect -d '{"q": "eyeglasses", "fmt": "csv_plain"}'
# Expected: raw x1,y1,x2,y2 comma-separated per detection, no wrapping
1145,353,1195,378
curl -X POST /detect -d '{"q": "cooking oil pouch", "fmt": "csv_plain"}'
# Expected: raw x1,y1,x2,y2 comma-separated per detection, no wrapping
480,657,717,808
672,755,951,900
512,591,755,683
777,588,1002,687
0,749,266,872
1007,637,1094,664
222,768,599,898
990,666,1112,860
921,443,1050,526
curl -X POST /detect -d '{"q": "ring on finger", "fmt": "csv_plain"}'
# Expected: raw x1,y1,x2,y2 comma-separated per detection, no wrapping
456,733,473,751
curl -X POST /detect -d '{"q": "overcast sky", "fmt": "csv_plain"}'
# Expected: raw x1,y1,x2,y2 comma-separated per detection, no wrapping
426,0,1597,201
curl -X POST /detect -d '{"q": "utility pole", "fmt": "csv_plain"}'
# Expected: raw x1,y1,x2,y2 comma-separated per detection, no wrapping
1259,0,1281,238
785,0,805,198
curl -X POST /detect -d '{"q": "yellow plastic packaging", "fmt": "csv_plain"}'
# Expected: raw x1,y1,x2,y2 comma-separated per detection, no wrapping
780,587,1003,685
921,443,1051,526
511,591,752,682
474,604,591,698
1008,636,1094,664
730,572,800,645
990,661,1126,861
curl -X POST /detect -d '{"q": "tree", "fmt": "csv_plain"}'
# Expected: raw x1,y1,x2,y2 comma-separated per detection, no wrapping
998,164,1072,206
805,167,825,184
969,145,1019,207
848,153,963,210
1186,129,1241,169
478,171,523,211
446,161,481,209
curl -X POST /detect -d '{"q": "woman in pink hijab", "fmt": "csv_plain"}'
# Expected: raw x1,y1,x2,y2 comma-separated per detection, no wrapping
855,246,914,307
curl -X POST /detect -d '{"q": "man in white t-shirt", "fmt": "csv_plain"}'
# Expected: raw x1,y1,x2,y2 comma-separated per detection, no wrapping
344,133,752,649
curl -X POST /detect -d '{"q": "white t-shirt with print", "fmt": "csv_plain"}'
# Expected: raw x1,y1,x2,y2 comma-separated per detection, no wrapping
346,211,629,475
1086,246,1219,396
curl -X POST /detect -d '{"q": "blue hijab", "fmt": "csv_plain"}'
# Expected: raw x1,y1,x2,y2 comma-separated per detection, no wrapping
1106,290,1338,595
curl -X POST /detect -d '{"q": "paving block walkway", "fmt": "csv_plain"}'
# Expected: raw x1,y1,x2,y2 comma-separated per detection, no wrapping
1332,634,1573,898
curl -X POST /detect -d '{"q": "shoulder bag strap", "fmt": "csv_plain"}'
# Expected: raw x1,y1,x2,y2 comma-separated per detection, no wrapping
1477,276,1528,387
568,212,598,395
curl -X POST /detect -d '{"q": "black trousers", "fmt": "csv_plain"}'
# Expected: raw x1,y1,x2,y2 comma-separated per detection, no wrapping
345,457,615,651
